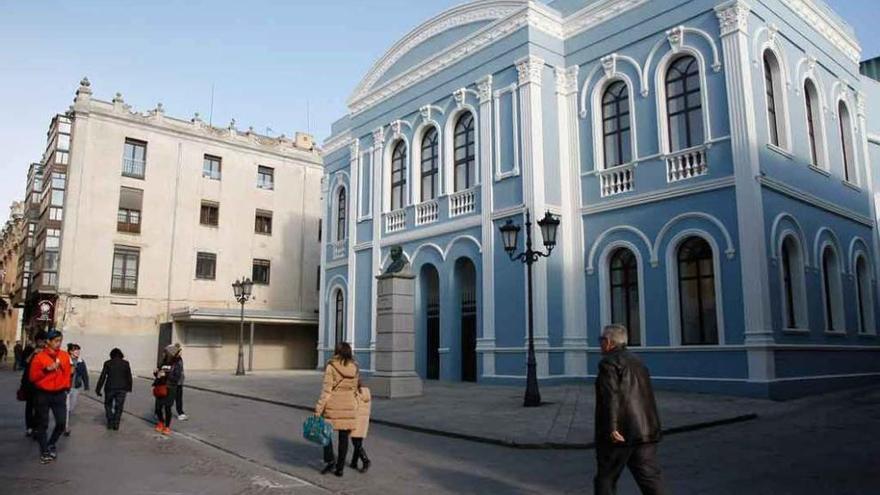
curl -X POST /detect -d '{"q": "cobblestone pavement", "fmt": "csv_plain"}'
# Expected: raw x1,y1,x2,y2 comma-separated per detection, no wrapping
2,366,879,494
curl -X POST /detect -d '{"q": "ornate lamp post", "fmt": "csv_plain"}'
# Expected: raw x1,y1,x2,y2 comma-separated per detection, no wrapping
498,209,560,407
231,277,253,376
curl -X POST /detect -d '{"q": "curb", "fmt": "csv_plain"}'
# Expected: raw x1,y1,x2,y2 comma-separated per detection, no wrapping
138,375,759,450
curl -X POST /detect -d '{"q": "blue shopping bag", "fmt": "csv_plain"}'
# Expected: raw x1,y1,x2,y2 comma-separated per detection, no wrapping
303,415,334,446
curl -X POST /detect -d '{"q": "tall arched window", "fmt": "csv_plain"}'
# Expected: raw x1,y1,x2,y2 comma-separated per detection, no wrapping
821,246,844,332
336,188,346,241
334,289,345,344
855,256,875,334
763,52,781,147
420,128,439,201
609,247,640,346
677,237,718,345
838,101,856,183
602,81,632,168
390,141,407,211
804,80,822,167
453,112,476,192
780,236,807,329
666,56,704,152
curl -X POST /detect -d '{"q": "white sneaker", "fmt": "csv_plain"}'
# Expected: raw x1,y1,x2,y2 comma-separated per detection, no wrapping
178,414,188,421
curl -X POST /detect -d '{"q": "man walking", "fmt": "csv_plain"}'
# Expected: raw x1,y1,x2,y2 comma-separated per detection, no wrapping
594,324,666,495
13,340,23,370
95,348,133,430
0,340,8,364
28,329,71,464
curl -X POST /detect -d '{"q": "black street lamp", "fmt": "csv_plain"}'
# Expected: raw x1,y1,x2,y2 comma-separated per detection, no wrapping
499,209,560,407
231,277,253,376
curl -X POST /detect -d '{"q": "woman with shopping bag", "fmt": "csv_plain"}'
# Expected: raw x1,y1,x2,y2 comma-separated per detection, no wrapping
349,378,371,472
314,342,359,477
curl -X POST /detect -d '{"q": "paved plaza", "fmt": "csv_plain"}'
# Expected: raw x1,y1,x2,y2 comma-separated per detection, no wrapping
2,366,879,494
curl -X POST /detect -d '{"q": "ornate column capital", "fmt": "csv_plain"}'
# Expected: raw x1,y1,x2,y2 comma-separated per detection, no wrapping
554,66,579,96
516,55,545,85
372,127,385,150
349,140,360,158
715,0,751,37
477,75,494,104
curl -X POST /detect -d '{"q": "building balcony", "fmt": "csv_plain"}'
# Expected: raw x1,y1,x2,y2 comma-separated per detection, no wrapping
449,188,477,218
122,158,145,179
598,163,635,198
666,145,709,183
331,239,347,260
384,209,407,234
415,199,439,226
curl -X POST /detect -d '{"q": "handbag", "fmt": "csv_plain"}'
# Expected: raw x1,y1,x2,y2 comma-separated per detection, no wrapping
302,415,334,446
152,383,169,398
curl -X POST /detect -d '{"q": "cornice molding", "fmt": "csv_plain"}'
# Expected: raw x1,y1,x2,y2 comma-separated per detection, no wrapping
759,175,872,226
780,0,860,64
321,131,353,157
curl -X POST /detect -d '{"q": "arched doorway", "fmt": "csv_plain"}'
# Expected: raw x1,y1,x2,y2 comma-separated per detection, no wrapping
420,264,440,380
455,258,477,382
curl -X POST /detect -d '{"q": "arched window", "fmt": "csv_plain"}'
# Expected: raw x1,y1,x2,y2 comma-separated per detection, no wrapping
780,236,807,329
609,248,640,346
453,112,476,192
838,101,856,183
420,128,439,201
390,141,407,211
821,246,844,332
602,81,632,168
804,80,823,167
334,289,345,344
855,256,874,334
336,188,346,241
666,56,704,152
763,52,782,147
677,237,718,345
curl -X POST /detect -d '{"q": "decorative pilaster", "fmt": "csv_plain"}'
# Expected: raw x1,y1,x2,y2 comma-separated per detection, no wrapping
516,55,550,377
317,174,330,367
556,65,588,377
347,140,360,345
855,92,880,294
476,74,496,377
715,1,775,381
369,127,386,370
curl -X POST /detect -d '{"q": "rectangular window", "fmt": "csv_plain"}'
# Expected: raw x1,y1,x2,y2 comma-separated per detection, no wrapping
56,133,70,151
200,201,219,226
195,252,217,280
51,172,66,189
317,219,322,242
252,259,271,285
49,207,63,221
118,187,143,234
203,155,222,180
44,251,59,271
316,266,321,291
122,139,147,179
255,210,273,235
257,166,274,190
111,246,139,294
55,151,69,165
45,229,61,249
50,190,64,206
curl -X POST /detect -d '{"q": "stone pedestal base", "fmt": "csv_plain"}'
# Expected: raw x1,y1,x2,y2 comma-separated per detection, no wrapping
370,371,423,398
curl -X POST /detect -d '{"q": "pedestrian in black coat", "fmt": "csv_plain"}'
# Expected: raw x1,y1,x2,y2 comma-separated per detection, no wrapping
95,348,133,430
594,324,667,495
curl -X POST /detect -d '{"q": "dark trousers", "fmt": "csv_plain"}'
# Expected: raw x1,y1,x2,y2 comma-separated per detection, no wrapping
25,393,38,430
594,442,666,495
323,430,351,469
155,394,173,427
104,390,127,426
34,390,67,455
174,385,184,415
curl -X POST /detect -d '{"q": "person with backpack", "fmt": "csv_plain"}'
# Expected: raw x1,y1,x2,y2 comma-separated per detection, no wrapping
314,342,359,477
64,343,89,436
29,329,71,464
95,348,133,430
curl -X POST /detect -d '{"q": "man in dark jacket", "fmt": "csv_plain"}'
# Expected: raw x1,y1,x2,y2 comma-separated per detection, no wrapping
594,324,666,495
95,348,133,430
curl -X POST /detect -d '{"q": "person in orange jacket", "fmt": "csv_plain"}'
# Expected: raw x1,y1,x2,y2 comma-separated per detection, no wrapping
28,329,71,464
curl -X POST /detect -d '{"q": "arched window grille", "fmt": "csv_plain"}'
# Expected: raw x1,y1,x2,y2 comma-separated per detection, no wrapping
609,247,640,345
335,290,345,344
421,128,439,201
665,56,704,152
677,237,718,345
453,112,476,192
602,81,632,168
336,188,346,241
390,141,407,211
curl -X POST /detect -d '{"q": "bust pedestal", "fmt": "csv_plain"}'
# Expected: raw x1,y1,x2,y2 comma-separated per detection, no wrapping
370,270,423,398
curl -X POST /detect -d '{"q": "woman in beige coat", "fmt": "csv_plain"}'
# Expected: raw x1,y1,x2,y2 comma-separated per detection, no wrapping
350,378,372,472
314,342,359,476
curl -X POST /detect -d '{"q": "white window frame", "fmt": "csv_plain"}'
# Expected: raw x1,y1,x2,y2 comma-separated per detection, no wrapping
801,76,830,171
854,252,876,335
664,230,725,346
819,242,846,333
654,48,712,155
760,47,792,152
777,232,808,331
592,74,639,170
597,240,647,346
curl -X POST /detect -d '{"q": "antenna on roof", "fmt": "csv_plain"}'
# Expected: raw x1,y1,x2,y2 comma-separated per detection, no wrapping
306,99,311,135
208,83,215,126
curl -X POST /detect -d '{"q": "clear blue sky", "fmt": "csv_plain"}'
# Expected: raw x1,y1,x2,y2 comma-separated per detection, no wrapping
0,0,875,225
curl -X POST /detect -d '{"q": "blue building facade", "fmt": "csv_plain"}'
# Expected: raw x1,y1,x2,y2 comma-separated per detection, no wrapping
319,0,880,398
